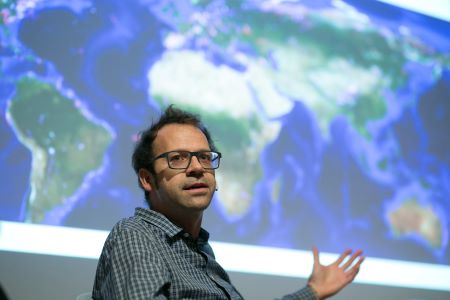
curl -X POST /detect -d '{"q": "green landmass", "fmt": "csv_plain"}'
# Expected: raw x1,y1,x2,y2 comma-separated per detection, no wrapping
166,2,447,140
223,10,399,137
387,197,443,249
342,90,387,139
7,77,113,223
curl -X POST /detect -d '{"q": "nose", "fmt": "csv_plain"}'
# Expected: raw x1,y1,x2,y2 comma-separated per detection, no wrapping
186,155,204,174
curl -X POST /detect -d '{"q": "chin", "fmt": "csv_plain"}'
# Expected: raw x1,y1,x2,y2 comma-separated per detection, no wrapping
187,197,212,211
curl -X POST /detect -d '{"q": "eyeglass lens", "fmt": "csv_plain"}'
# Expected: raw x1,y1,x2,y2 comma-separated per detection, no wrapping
167,151,219,169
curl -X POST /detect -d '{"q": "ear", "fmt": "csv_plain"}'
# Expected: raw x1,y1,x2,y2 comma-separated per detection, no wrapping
138,168,154,192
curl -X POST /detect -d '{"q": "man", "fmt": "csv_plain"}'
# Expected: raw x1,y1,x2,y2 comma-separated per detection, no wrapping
92,106,364,299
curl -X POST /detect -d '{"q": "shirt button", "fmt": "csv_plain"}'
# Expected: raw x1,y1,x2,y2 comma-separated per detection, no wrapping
183,232,190,238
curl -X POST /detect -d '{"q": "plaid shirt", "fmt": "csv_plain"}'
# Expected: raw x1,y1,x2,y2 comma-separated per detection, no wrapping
92,208,316,300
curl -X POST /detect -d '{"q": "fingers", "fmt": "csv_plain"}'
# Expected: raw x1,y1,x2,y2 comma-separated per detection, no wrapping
344,266,360,282
334,248,352,266
313,246,320,265
313,247,365,277
341,249,364,270
350,255,365,272
345,256,365,281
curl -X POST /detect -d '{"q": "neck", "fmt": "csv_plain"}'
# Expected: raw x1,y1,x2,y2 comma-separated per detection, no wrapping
152,205,203,239
173,213,203,239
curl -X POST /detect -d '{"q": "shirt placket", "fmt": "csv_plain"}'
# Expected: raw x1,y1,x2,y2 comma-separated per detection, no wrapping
197,241,243,300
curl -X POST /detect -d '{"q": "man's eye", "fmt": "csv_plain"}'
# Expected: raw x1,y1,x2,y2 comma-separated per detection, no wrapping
169,154,182,161
169,155,181,161
170,152,190,161
199,153,212,161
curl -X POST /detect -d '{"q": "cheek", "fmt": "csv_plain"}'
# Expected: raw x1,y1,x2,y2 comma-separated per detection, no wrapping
159,174,184,191
155,167,182,183
206,173,216,186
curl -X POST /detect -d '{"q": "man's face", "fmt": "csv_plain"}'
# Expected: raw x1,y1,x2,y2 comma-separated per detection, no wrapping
143,123,217,218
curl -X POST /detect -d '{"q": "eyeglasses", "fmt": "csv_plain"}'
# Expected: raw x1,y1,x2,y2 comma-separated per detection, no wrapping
152,151,222,170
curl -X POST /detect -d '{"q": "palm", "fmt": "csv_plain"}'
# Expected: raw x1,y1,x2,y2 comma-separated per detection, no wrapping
308,248,364,299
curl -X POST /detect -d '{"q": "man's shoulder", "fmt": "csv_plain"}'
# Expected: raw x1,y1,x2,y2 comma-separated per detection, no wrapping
101,207,184,255
113,215,146,233
110,215,154,236
106,209,158,243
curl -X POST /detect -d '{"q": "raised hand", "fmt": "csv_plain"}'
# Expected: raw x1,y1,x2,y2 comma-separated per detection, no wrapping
307,247,364,299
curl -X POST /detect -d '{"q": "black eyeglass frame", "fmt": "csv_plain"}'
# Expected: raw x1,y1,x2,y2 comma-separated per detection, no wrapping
151,150,222,170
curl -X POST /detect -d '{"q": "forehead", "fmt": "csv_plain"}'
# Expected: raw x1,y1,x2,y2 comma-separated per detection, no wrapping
153,123,210,154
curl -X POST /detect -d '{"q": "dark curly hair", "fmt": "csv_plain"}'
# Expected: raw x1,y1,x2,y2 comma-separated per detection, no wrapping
132,105,218,202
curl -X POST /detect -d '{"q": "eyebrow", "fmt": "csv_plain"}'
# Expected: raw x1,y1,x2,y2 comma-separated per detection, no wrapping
167,149,212,152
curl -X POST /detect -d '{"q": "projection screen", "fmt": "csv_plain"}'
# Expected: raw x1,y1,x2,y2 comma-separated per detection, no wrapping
1,0,449,294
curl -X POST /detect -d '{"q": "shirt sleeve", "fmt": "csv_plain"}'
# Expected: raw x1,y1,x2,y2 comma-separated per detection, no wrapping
93,227,170,300
276,285,317,300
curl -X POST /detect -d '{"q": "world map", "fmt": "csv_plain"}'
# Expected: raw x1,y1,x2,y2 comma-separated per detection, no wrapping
1,0,449,265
